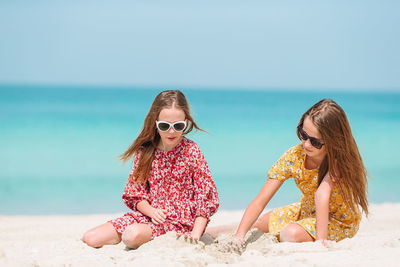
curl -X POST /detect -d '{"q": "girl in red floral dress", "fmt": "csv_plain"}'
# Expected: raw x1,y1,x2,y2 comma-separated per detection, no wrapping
82,90,219,249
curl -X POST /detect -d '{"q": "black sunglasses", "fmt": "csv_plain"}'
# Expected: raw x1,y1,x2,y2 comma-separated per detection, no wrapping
297,125,325,149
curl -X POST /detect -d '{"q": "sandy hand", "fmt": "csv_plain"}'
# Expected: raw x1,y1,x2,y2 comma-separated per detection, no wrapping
317,239,335,248
215,235,246,254
176,232,199,244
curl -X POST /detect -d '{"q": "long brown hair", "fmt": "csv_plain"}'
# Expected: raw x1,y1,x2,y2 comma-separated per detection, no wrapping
297,99,368,215
119,90,203,183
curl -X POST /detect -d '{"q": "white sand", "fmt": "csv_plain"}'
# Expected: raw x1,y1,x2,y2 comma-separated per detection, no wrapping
1,203,400,266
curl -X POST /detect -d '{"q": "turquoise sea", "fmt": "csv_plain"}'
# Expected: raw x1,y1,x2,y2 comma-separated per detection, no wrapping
1,85,399,215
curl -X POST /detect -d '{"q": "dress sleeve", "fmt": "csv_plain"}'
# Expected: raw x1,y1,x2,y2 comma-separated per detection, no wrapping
191,145,219,220
122,150,151,211
267,146,298,182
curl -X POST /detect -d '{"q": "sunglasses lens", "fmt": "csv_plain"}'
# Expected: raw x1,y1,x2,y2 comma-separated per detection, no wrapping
158,122,170,131
298,126,323,149
310,138,323,149
173,122,186,132
298,128,308,140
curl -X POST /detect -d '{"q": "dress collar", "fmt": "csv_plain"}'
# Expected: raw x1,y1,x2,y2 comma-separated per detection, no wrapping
155,136,187,157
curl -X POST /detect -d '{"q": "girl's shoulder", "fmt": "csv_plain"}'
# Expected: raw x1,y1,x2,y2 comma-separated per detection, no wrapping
283,143,306,161
182,137,201,151
135,146,144,156
181,137,204,157
132,147,144,163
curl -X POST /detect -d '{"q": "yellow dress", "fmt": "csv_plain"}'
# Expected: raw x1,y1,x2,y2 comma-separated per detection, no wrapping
268,144,361,241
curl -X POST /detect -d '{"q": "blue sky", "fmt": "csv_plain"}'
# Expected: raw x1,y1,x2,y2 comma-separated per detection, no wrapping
0,0,399,90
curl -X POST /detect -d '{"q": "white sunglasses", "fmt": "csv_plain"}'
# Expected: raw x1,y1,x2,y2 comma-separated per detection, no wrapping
156,120,187,132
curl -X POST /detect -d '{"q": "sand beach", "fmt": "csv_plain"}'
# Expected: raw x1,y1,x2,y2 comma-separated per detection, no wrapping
1,203,400,266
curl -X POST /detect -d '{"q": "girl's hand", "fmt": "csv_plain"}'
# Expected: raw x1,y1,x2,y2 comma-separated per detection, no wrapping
189,216,208,241
316,238,334,248
216,235,245,254
150,208,168,225
189,231,201,241
190,226,205,241
176,232,199,243
233,233,245,244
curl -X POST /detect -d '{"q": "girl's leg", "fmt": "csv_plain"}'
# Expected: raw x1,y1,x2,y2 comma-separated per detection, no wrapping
121,223,153,249
205,223,238,239
280,223,314,242
252,211,272,233
82,222,122,248
206,211,273,239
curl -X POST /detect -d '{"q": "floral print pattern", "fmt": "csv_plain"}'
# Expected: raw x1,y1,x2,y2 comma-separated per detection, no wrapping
110,137,219,239
268,144,361,241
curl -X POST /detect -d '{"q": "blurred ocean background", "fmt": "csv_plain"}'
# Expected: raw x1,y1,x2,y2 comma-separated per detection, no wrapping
1,1,400,214
1,85,399,214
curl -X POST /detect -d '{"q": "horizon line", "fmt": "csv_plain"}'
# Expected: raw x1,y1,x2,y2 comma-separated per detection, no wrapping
1,82,399,93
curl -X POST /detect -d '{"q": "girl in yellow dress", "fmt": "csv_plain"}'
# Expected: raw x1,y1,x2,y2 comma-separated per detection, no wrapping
208,99,368,245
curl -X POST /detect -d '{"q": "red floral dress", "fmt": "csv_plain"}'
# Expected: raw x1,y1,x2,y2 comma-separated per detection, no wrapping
110,137,219,239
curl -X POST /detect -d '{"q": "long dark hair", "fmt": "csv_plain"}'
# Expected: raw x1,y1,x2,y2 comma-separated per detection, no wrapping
297,99,368,215
119,90,203,182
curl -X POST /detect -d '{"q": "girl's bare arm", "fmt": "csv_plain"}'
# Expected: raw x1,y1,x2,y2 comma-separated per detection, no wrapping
190,217,208,240
235,179,283,241
315,173,335,241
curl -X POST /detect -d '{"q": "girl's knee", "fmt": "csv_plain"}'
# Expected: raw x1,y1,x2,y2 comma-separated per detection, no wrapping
280,223,310,242
82,229,101,248
121,225,151,249
82,223,121,248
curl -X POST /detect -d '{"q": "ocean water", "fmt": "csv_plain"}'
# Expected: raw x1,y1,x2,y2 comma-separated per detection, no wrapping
1,85,399,215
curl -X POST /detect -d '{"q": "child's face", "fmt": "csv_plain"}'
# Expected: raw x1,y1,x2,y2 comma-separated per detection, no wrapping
301,116,327,158
157,107,186,151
